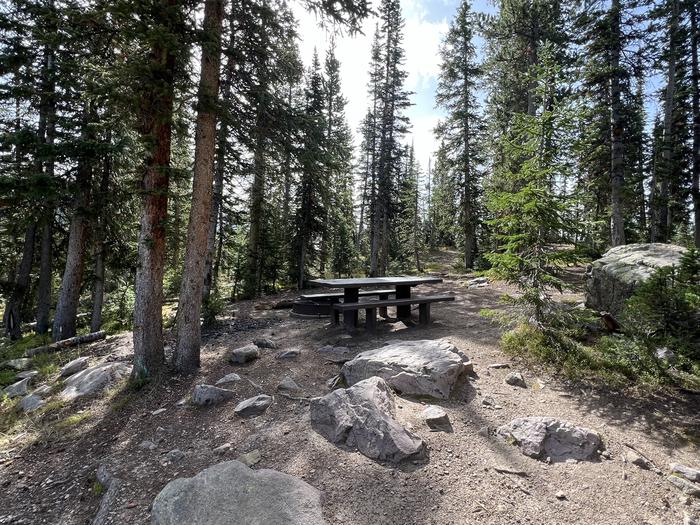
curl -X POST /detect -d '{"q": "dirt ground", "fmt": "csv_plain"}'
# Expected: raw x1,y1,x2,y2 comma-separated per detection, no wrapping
1,271,699,525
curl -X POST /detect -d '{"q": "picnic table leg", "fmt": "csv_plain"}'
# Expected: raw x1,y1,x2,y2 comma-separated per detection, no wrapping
365,307,377,331
419,303,431,325
395,285,411,320
343,288,358,329
378,293,388,318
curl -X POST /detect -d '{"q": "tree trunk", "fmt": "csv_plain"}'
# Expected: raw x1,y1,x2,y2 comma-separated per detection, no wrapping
52,110,94,341
35,220,52,334
174,0,224,374
609,0,626,247
3,224,36,340
35,16,56,336
203,17,233,307
91,132,111,333
243,109,266,298
653,0,678,242
691,5,700,248
132,0,182,381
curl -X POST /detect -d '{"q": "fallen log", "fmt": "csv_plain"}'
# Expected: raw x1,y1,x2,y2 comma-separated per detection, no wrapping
25,330,107,357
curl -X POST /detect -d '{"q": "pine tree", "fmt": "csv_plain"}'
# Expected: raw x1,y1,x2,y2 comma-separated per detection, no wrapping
486,45,574,323
435,0,483,268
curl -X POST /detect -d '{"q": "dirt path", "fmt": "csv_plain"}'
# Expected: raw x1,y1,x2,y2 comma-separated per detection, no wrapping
1,275,698,525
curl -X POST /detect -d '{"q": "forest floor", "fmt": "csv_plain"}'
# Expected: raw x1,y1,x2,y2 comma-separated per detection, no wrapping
1,251,699,525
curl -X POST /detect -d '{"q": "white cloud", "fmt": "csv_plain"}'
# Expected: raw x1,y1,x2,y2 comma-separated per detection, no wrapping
291,0,449,171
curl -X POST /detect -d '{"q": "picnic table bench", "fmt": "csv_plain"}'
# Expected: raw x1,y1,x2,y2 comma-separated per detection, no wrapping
332,294,455,330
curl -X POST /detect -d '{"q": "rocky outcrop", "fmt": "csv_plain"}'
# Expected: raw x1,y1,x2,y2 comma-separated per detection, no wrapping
497,417,601,462
151,460,327,525
341,339,468,399
310,376,425,463
586,243,687,315
60,356,89,377
60,362,131,401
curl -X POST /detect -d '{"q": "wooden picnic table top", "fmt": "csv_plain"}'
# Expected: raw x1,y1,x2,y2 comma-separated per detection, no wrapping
307,276,443,288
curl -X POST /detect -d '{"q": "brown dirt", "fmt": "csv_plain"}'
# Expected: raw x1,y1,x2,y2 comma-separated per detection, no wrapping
1,273,699,525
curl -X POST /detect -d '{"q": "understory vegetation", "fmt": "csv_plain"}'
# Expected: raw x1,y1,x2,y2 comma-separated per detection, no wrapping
489,248,700,387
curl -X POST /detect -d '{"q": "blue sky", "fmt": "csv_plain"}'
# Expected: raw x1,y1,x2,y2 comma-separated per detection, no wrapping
294,0,497,172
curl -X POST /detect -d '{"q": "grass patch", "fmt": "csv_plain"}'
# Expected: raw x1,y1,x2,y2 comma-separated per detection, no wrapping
0,333,51,361
0,369,17,388
54,411,92,430
92,480,106,496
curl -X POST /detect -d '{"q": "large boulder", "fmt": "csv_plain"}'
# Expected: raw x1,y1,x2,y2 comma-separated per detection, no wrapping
60,362,131,401
586,243,687,315
310,376,425,463
497,416,601,462
341,339,468,399
151,460,327,525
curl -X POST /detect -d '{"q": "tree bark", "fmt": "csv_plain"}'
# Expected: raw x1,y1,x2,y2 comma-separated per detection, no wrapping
243,107,266,298
203,20,233,307
174,0,224,374
609,0,626,247
132,0,183,381
691,5,700,248
35,220,52,334
52,110,94,341
3,224,36,340
91,132,111,332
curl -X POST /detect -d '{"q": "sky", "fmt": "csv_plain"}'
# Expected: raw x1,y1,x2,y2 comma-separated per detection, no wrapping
291,0,496,173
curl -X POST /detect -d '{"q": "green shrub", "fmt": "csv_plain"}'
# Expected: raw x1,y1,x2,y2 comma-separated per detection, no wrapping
615,248,700,374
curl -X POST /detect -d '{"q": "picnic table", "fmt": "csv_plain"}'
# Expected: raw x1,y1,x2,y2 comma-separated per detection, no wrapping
307,276,443,328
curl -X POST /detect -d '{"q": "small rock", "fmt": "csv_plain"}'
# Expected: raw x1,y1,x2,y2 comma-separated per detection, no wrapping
164,449,185,463
60,356,90,377
253,338,277,349
276,348,300,359
422,406,452,432
213,443,231,455
505,371,527,388
234,395,273,418
326,374,343,390
228,344,260,365
488,363,510,369
478,426,490,437
555,491,566,500
215,373,242,386
655,347,676,362
237,449,261,467
277,376,302,393
151,408,166,416
191,384,236,407
16,370,39,380
139,440,157,451
467,277,489,287
668,475,700,496
2,358,33,371
671,464,700,483
20,394,45,413
3,377,31,399
481,396,496,407
626,450,654,470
